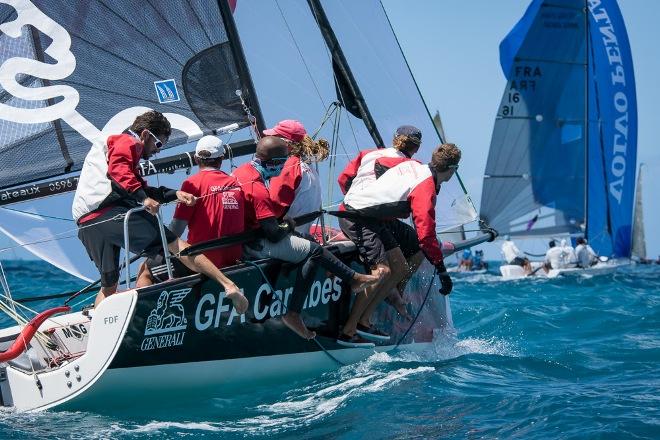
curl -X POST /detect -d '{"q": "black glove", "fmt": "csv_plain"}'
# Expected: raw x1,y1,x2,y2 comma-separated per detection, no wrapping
282,216,296,232
436,261,453,296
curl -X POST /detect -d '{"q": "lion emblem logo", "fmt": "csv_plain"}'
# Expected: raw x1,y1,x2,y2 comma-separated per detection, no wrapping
144,288,190,336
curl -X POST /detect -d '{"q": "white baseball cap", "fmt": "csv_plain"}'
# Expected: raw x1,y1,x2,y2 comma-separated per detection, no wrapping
195,135,225,159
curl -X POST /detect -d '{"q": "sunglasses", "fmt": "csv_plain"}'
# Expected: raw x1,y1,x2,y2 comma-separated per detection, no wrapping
146,129,165,150
264,156,288,167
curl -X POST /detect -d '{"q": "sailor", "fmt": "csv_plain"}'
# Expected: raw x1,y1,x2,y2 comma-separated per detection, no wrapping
337,143,459,347
266,120,329,236
136,136,246,285
337,125,426,328
232,136,378,340
544,240,564,272
72,111,248,313
459,248,473,271
501,235,531,274
560,239,577,266
473,249,487,271
575,237,598,268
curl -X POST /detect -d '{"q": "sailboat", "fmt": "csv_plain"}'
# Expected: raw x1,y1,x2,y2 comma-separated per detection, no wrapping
479,0,637,279
0,0,490,412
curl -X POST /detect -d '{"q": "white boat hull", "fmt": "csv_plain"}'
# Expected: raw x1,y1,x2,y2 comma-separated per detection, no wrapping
500,260,625,281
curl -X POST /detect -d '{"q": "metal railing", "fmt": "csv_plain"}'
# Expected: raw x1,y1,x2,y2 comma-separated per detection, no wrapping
123,206,173,289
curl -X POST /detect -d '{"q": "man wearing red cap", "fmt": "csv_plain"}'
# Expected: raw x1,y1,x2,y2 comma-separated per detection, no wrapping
266,120,330,235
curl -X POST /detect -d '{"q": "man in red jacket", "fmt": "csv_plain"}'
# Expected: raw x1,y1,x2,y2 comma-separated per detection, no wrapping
338,144,460,346
233,136,378,340
73,111,247,313
267,120,329,236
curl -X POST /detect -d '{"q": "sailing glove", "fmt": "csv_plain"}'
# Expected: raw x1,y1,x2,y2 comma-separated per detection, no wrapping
436,261,453,296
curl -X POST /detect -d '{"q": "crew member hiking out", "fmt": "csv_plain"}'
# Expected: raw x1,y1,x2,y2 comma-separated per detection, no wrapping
267,120,330,236
137,135,246,286
336,126,427,345
232,136,378,340
72,111,248,313
338,143,460,348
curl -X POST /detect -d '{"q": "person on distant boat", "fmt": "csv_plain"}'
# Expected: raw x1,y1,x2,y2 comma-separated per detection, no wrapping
501,235,531,274
543,240,565,272
337,143,459,347
136,135,246,286
459,248,473,271
233,136,379,340
473,250,488,271
337,125,426,329
560,239,577,266
575,237,598,268
266,120,329,236
72,111,248,313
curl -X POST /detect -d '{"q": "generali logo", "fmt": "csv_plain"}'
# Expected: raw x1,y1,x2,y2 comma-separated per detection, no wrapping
140,288,190,351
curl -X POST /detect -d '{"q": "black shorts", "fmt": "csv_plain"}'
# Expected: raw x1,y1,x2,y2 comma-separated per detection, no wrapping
510,256,527,267
338,217,420,268
77,205,177,287
145,253,194,284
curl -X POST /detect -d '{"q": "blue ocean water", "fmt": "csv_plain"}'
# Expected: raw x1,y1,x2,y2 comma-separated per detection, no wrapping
0,260,658,439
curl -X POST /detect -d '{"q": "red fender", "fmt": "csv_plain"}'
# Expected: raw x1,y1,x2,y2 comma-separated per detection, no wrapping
0,306,71,363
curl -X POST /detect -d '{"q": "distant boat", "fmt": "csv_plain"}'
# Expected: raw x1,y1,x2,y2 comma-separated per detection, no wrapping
480,0,637,262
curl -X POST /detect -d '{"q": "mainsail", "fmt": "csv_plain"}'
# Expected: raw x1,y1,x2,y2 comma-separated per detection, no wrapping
0,0,262,191
0,0,478,280
480,0,637,257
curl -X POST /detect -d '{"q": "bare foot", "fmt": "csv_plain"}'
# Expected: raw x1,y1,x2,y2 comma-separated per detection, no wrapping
225,286,249,314
282,312,316,339
350,273,380,293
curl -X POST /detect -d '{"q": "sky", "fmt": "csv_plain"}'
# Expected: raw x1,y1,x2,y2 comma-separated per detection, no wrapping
0,0,657,264
381,0,660,260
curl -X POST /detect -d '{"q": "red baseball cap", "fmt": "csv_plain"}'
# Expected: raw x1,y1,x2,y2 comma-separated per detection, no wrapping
263,120,307,143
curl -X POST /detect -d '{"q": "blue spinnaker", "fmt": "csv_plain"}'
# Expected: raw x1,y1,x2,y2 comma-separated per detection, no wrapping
586,0,637,258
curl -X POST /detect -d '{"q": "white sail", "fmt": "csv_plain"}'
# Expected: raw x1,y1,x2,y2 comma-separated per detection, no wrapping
631,164,646,260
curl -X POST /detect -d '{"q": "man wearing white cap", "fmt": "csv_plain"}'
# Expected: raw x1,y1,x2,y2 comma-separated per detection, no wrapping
138,135,246,285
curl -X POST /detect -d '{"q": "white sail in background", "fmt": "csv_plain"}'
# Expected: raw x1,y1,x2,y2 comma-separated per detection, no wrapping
631,164,646,260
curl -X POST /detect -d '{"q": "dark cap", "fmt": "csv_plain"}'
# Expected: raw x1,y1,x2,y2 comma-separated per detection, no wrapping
395,125,422,144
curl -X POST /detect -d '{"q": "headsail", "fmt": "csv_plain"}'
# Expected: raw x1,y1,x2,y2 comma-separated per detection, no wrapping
480,0,636,257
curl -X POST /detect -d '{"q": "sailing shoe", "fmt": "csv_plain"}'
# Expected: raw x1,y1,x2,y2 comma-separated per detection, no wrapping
356,323,390,342
336,333,376,348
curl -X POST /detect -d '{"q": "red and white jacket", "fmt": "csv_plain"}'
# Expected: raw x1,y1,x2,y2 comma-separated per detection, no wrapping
337,147,406,195
269,155,322,233
72,133,175,223
344,159,444,266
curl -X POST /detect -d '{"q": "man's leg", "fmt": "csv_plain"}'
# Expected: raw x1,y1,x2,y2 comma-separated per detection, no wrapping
357,247,408,329
341,263,389,337
94,284,117,308
387,250,424,317
135,261,154,288
170,238,248,314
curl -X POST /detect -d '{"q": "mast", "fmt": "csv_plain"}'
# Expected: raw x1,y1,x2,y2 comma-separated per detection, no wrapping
306,0,385,147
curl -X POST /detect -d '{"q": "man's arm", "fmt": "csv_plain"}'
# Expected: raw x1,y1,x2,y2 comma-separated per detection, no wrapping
269,156,302,219
338,150,370,194
408,178,443,266
107,138,148,203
